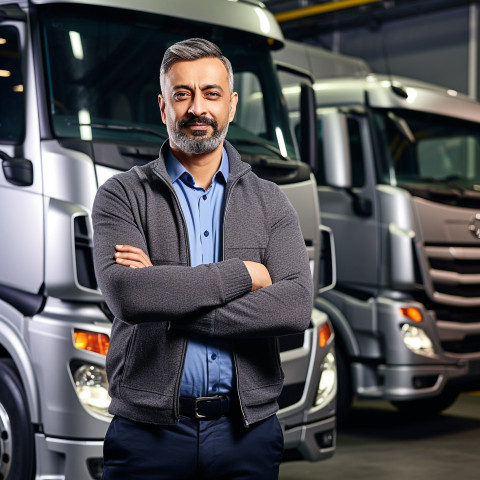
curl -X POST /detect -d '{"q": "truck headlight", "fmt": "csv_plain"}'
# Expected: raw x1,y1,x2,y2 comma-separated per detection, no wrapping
400,323,434,355
73,364,112,418
315,351,337,408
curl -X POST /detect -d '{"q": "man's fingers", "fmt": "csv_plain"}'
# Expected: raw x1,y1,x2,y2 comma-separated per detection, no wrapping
115,256,145,268
243,261,272,291
116,244,149,259
114,245,153,268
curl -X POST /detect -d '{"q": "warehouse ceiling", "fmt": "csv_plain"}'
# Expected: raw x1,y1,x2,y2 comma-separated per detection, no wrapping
263,0,477,42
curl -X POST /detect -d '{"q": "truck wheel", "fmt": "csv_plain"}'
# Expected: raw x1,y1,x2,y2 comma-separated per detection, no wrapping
0,360,35,480
391,389,459,417
335,346,353,425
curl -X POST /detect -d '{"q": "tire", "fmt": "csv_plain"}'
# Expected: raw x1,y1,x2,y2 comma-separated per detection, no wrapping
0,360,35,480
335,345,353,426
391,389,459,418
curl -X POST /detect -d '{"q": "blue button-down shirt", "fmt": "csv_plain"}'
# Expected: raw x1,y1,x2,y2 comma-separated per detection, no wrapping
166,148,234,398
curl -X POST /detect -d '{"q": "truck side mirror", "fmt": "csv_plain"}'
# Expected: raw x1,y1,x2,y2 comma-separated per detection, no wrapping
322,112,352,188
300,83,318,174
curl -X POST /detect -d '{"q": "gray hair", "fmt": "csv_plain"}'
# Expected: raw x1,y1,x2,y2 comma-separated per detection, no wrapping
160,38,234,94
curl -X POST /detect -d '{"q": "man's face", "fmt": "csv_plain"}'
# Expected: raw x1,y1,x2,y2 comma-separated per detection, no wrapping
159,57,238,155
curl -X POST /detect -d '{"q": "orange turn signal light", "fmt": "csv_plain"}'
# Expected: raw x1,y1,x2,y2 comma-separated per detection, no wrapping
318,322,333,348
74,329,110,356
400,307,423,323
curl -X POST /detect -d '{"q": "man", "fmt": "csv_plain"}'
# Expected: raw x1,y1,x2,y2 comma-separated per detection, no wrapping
93,38,313,480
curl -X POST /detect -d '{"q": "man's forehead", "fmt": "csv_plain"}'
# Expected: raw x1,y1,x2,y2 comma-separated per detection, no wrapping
164,57,229,86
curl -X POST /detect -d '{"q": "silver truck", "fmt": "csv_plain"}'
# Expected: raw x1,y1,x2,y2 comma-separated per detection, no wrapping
0,2,336,478
277,40,480,420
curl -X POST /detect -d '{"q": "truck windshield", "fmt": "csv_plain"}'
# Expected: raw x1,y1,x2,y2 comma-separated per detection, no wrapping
374,109,480,204
37,4,297,161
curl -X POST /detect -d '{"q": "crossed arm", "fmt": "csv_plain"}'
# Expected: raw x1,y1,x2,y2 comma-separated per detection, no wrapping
93,177,313,337
114,244,273,291
111,242,312,338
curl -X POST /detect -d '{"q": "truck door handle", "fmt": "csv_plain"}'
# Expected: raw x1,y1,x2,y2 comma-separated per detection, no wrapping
0,151,33,186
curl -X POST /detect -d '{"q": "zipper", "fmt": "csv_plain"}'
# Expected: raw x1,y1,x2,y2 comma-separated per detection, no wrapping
152,168,190,421
223,169,250,427
233,350,249,428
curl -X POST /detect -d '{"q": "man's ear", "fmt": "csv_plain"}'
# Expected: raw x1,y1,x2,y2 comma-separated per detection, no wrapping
158,94,167,124
229,92,238,123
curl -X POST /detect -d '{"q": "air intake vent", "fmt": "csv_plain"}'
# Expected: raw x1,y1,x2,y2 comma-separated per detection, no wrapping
279,332,305,351
74,216,97,290
278,383,304,409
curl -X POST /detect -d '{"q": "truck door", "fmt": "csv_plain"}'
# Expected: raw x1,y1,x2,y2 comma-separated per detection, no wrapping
0,18,45,302
316,112,380,289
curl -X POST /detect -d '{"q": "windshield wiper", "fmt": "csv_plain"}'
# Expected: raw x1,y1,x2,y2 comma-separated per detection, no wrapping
66,121,168,139
230,138,290,160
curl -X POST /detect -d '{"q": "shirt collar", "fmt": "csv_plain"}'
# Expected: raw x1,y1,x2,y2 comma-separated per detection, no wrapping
166,147,229,187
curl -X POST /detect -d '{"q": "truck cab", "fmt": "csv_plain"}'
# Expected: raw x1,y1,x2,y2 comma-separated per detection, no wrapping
0,2,335,478
278,39,480,421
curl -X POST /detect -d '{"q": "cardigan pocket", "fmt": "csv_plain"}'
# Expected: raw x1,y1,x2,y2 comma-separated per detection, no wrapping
235,337,284,407
105,318,135,400
120,321,181,400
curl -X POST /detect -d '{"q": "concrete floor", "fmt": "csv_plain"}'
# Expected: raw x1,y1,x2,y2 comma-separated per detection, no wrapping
280,393,480,480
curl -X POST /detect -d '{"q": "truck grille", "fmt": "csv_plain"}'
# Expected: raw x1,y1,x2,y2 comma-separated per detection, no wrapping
441,335,480,354
411,198,480,355
424,246,480,306
423,247,480,354
428,304,480,354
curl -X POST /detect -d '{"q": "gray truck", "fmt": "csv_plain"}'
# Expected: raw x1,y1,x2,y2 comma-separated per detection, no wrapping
276,40,480,420
0,2,336,478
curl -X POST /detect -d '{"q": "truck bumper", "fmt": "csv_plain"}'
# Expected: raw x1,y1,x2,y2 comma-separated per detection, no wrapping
282,413,336,462
35,434,104,480
352,296,480,401
354,361,476,401
278,308,336,462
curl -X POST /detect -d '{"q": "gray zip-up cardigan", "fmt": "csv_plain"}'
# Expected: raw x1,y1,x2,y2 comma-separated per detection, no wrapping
92,140,313,427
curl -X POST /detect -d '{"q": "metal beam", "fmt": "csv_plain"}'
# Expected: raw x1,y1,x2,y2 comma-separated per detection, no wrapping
274,0,383,23
276,0,476,41
468,3,478,99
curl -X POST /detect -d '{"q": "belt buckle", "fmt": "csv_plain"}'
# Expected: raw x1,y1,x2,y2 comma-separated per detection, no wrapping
194,395,223,419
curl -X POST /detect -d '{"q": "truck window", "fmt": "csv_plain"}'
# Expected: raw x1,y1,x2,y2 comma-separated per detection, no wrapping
373,109,480,202
417,136,479,179
233,72,266,138
37,3,297,164
0,26,24,143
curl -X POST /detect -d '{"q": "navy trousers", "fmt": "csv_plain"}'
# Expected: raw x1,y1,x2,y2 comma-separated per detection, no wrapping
101,413,284,479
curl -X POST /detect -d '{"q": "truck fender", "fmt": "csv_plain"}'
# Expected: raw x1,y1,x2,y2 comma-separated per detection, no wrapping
0,301,40,424
314,296,359,357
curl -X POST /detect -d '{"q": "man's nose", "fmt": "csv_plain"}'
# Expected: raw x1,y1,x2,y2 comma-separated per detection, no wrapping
187,95,207,117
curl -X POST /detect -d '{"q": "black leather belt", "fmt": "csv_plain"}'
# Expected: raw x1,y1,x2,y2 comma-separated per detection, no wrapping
179,395,234,420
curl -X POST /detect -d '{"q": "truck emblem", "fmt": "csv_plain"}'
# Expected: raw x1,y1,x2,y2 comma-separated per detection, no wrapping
468,214,480,239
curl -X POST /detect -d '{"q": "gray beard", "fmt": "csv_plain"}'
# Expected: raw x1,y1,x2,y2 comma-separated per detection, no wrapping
168,121,230,155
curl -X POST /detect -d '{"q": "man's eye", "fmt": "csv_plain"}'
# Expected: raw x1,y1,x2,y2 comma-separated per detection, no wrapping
206,91,221,98
174,92,189,100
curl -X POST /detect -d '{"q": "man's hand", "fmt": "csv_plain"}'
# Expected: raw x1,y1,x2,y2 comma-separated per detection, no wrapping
114,247,270,291
243,261,272,291
115,245,152,269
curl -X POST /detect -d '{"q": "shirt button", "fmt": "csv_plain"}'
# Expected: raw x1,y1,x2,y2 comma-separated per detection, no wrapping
211,353,217,360
204,230,209,237
202,194,207,200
